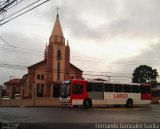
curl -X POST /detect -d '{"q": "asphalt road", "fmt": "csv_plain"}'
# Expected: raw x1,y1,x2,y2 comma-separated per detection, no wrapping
0,105,160,129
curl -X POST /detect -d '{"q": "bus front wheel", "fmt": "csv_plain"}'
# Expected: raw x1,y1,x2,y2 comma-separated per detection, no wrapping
84,99,92,108
126,99,133,108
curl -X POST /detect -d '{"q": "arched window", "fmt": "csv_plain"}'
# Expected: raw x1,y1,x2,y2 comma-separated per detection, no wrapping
71,76,74,79
37,74,40,79
41,74,44,80
57,50,61,60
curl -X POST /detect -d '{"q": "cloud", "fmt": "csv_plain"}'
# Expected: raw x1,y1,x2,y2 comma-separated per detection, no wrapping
110,40,160,80
28,0,160,43
0,32,45,84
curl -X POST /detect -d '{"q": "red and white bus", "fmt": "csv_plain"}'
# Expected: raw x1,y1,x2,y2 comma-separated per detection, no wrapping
60,79,152,108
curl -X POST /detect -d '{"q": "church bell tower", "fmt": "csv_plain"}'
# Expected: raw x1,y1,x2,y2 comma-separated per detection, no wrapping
47,12,69,83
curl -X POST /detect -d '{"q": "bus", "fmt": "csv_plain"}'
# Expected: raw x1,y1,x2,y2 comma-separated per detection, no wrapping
59,79,152,108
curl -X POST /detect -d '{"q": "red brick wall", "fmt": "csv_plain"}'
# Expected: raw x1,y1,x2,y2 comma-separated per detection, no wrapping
47,44,53,83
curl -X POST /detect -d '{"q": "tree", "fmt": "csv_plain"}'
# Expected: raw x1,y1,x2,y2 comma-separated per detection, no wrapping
132,65,159,85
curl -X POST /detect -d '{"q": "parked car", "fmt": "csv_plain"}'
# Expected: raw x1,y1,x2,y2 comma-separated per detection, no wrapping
14,94,21,99
2,96,10,99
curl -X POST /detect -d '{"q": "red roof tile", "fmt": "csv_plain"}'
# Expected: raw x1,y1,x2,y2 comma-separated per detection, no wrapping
28,60,46,69
4,78,21,85
70,63,83,72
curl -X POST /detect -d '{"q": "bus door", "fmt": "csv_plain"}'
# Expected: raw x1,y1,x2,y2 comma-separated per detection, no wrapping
71,81,87,105
140,84,152,100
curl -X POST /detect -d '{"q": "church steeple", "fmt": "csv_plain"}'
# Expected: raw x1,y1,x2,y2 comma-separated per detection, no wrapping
47,9,66,82
50,14,64,37
49,7,65,44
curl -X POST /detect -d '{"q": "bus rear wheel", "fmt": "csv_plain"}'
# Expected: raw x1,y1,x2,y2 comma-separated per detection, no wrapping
84,99,92,108
126,99,133,108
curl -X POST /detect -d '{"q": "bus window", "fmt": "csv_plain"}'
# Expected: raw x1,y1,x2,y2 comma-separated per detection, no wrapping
114,84,122,92
86,82,94,92
104,83,113,92
123,85,131,93
94,82,103,92
60,82,70,98
73,84,83,94
140,86,151,93
131,85,139,93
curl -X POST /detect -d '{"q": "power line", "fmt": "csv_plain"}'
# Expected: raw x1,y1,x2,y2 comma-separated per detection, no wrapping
6,0,24,11
1,63,160,82
1,37,160,75
0,0,50,26
1,44,160,66
0,35,16,47
0,0,17,14
0,46,43,56
0,42,160,64
0,62,132,77
3,0,47,21
1,36,160,65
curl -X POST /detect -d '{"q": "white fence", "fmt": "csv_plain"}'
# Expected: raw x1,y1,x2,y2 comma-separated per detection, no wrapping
0,98,60,107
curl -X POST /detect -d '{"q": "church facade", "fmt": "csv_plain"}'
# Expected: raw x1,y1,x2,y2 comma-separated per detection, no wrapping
21,14,83,98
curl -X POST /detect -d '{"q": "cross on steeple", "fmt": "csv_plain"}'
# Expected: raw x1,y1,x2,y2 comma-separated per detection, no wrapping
56,6,60,18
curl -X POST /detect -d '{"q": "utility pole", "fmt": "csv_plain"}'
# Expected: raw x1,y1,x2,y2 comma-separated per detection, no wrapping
106,76,110,82
0,85,2,99
32,83,36,106
9,75,15,98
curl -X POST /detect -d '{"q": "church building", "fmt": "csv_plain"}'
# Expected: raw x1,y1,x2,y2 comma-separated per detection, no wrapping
21,13,83,98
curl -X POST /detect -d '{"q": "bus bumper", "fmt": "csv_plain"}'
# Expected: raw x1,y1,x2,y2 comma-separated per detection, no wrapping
59,97,71,105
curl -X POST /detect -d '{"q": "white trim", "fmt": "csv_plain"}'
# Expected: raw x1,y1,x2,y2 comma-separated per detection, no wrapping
91,92,151,105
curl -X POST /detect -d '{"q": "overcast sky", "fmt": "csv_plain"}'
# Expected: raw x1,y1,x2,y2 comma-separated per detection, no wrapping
0,0,160,84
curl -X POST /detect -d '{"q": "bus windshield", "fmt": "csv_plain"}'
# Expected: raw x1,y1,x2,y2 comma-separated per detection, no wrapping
60,82,70,98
